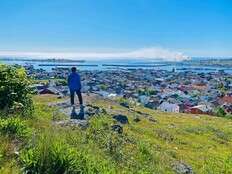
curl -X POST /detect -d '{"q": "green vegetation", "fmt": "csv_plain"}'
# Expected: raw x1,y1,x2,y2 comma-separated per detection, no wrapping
1,96,232,173
0,117,31,139
99,84,108,90
55,79,68,86
214,107,232,119
0,64,33,116
215,107,227,117
0,65,232,173
138,88,158,96
20,132,115,174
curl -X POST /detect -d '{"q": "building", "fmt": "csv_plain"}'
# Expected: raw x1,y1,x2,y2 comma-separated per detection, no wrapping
185,104,212,115
158,102,180,113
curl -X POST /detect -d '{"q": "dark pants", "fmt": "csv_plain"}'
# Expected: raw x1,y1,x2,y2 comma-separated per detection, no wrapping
70,90,83,105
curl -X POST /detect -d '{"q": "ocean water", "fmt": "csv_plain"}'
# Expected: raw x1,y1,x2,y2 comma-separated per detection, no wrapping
1,59,232,74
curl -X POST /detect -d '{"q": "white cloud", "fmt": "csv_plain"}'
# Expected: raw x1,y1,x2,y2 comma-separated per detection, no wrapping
0,47,190,61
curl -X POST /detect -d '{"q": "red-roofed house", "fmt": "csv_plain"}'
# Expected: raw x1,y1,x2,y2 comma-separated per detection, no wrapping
219,96,232,105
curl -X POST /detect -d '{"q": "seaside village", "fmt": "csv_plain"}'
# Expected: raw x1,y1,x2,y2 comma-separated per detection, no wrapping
26,65,232,115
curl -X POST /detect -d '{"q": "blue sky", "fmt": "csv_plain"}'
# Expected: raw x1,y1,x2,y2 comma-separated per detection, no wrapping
0,0,231,59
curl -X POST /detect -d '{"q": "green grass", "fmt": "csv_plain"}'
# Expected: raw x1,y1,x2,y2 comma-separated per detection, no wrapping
0,94,232,173
93,97,232,174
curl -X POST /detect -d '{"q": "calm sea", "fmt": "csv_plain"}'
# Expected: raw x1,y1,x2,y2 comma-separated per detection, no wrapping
1,59,232,74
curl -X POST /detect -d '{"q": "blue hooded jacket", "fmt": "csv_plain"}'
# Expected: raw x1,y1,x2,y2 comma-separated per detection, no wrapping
68,72,81,91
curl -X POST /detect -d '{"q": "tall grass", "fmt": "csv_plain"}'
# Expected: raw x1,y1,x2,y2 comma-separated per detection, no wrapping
20,130,116,174
0,117,31,139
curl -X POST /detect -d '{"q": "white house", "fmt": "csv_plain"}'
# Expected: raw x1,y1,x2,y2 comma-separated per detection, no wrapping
139,95,150,105
96,91,117,99
158,102,180,113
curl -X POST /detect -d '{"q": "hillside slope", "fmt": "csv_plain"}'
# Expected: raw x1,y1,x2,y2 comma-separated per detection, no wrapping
1,94,232,174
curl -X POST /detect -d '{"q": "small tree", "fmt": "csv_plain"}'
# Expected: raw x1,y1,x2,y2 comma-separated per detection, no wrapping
0,65,33,116
99,84,107,90
215,107,227,117
55,79,67,86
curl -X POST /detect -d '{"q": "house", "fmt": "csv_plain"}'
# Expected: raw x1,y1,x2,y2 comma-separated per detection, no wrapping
229,83,232,89
219,95,232,114
192,84,207,91
31,84,47,90
185,104,212,115
96,91,117,99
108,93,117,99
39,87,60,95
145,99,160,109
223,104,232,114
138,95,150,105
219,95,232,105
158,102,180,113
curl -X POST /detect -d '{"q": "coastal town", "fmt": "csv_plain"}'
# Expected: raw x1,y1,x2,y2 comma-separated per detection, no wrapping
25,64,232,116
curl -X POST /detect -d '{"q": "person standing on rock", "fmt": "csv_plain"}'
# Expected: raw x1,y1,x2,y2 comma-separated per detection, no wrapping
68,67,84,112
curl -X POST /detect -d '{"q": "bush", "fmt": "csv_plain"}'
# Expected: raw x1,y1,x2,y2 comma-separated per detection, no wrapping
55,79,67,86
0,117,31,139
0,64,33,116
118,98,130,108
137,88,157,96
99,84,107,90
215,107,227,117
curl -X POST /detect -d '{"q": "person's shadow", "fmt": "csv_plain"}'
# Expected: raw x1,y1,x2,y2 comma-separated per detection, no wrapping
71,107,84,120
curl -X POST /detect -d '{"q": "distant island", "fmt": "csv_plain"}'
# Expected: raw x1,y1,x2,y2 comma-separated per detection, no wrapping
39,64,98,67
178,58,232,68
102,64,170,67
0,57,86,63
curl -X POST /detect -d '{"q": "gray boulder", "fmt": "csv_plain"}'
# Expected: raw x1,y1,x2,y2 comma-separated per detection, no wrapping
148,116,157,123
111,124,123,134
120,102,129,108
54,119,88,129
85,104,107,118
172,162,194,174
112,114,129,124
133,117,141,122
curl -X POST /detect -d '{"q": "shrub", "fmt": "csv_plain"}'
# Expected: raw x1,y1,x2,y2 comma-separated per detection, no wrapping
99,84,107,90
55,79,67,86
0,64,33,116
137,88,157,96
215,107,227,117
118,98,130,108
0,117,31,139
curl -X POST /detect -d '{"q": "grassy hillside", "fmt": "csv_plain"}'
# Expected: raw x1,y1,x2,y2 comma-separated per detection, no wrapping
1,94,232,173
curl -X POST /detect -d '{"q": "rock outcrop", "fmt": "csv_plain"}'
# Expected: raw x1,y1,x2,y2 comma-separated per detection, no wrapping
172,162,194,174
112,114,129,124
111,124,123,134
54,119,89,129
